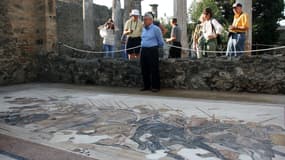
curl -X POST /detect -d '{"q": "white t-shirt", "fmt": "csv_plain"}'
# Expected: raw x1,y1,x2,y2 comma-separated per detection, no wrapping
202,19,223,40
99,28,115,46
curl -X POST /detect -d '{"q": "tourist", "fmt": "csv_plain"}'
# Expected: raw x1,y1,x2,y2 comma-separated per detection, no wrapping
98,19,116,58
140,13,164,92
166,18,182,58
200,8,223,57
147,11,167,58
146,11,167,35
191,14,206,59
123,9,143,60
226,2,249,58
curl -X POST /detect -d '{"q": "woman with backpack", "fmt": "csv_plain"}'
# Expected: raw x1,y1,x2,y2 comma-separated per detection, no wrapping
200,8,223,57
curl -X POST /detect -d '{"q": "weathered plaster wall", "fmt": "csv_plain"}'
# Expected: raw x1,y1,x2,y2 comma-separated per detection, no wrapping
7,0,46,54
39,52,285,94
0,0,113,86
0,0,40,85
6,0,57,55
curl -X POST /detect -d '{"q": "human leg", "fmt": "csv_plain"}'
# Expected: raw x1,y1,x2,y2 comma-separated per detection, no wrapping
226,35,237,57
149,47,160,90
236,33,246,56
206,39,217,57
140,48,151,90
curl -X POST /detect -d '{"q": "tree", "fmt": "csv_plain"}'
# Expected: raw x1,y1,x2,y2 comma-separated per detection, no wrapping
214,0,235,25
252,0,284,45
191,0,225,24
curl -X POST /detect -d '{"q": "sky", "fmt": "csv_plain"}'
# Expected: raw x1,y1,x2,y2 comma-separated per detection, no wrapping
93,0,193,18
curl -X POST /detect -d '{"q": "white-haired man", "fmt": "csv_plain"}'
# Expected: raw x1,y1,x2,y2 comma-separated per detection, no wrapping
140,13,164,92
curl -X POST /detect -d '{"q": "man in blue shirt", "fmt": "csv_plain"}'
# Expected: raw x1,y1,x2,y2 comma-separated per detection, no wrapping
140,13,164,92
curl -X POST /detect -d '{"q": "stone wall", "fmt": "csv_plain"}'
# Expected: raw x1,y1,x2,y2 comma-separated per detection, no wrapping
1,0,285,95
0,0,38,85
39,51,285,94
56,0,111,51
56,0,83,49
44,0,57,53
7,0,45,54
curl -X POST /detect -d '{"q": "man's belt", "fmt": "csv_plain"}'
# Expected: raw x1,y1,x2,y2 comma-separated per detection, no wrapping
128,36,141,39
228,32,245,37
142,46,158,49
230,32,246,34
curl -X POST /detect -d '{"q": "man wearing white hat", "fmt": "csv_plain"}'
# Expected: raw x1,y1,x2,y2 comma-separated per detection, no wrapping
123,9,143,60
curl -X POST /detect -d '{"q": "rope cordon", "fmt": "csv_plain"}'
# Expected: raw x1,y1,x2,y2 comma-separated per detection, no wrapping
60,42,285,54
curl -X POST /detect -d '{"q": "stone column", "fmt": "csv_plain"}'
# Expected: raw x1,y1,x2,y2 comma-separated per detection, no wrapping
132,0,142,14
149,4,158,19
44,0,57,53
237,0,252,52
123,0,142,23
83,0,95,49
174,0,189,58
123,0,131,23
112,0,122,51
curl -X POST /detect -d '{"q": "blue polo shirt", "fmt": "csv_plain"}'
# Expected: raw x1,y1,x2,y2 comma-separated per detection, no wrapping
141,24,164,48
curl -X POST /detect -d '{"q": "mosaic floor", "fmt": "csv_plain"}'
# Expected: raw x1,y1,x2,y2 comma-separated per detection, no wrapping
0,84,284,160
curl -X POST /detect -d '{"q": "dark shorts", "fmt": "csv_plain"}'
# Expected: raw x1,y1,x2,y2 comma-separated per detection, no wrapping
126,37,141,55
169,41,182,58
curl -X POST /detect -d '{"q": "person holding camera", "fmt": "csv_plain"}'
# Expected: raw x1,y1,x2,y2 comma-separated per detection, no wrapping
98,19,116,58
123,9,143,60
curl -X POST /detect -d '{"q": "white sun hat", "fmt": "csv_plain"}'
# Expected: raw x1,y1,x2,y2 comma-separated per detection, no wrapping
130,9,140,16
232,2,242,8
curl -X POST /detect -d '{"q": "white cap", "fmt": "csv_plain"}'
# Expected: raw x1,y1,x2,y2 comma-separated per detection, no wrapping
232,2,242,8
130,9,140,16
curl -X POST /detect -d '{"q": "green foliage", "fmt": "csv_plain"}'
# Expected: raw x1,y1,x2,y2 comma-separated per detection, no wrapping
162,23,172,38
191,0,224,24
252,0,284,44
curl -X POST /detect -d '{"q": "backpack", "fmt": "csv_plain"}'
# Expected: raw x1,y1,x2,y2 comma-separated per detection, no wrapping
210,20,222,45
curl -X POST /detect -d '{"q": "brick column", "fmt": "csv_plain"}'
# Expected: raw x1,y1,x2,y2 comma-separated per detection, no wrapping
44,0,57,53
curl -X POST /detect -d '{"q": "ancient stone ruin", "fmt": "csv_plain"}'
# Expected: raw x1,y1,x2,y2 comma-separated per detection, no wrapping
0,1,285,159
1,0,285,94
